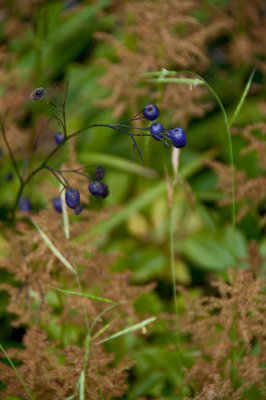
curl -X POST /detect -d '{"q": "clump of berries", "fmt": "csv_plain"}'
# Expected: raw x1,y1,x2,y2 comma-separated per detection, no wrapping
142,104,187,148
89,181,109,198
89,166,109,199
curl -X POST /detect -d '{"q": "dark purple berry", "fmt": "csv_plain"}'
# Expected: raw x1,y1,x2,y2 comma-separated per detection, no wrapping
19,196,32,212
95,166,105,180
169,127,186,148
143,104,160,121
89,181,109,198
166,129,172,138
101,182,109,198
150,122,164,140
5,172,14,181
65,188,80,209
54,132,65,144
30,87,45,101
74,204,83,215
52,197,62,213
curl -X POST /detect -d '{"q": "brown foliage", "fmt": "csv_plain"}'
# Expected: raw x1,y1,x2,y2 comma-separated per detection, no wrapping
0,208,153,398
179,269,266,400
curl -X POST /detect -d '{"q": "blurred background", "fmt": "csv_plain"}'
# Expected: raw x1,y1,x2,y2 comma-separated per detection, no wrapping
0,0,265,399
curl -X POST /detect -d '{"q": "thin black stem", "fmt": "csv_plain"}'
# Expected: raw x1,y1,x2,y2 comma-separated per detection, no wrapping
1,114,22,183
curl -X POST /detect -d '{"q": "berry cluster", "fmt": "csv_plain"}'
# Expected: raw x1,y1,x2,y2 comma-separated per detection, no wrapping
15,86,186,217
142,104,187,148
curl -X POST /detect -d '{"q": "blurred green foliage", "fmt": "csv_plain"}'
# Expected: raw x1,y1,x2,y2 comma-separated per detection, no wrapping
0,0,265,399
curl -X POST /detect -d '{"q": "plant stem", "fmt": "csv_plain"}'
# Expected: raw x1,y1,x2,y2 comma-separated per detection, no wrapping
1,117,22,183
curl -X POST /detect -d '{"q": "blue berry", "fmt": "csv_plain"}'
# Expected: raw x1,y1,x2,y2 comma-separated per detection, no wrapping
101,183,109,199
65,188,80,209
30,87,45,101
95,166,105,180
143,104,160,121
5,172,14,181
52,197,62,213
150,122,164,140
89,181,109,198
54,132,65,144
74,204,83,215
19,196,32,212
169,127,186,148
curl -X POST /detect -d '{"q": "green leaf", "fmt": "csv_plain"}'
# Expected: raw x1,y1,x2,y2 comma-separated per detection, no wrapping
179,227,247,270
229,69,256,127
79,152,158,179
61,183,70,240
79,371,85,400
31,220,76,274
55,287,116,304
0,344,34,400
97,317,156,344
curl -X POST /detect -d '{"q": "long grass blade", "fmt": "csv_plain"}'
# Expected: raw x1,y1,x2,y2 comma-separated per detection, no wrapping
79,370,85,400
0,343,34,400
31,220,76,274
61,183,70,240
55,287,116,304
97,317,156,344
229,68,256,127
79,152,158,179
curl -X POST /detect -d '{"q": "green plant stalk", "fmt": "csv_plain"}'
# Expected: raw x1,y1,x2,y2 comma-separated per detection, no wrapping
0,343,34,400
148,68,255,391
169,203,184,390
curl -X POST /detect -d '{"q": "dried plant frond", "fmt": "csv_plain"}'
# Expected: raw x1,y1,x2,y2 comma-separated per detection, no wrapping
232,122,266,170
205,160,266,220
0,326,133,399
95,0,233,122
180,269,266,400
227,0,266,73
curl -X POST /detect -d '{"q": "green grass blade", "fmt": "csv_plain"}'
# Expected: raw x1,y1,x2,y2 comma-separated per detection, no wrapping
148,77,203,86
141,70,179,77
0,343,34,400
55,287,116,304
93,321,112,339
229,68,255,127
79,152,158,179
97,317,156,344
79,371,85,400
31,220,76,274
61,183,70,240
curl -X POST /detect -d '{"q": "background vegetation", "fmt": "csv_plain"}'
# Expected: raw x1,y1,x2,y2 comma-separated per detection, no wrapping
0,0,265,399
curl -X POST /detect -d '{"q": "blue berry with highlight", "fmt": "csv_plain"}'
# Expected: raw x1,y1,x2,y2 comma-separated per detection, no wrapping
65,188,80,209
143,104,159,121
150,122,164,140
169,127,186,148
